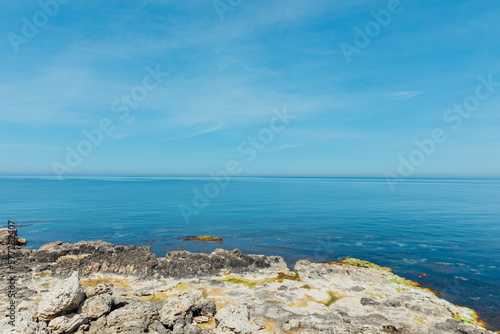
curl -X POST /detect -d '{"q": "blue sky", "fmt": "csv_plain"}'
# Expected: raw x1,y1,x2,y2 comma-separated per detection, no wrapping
0,0,499,177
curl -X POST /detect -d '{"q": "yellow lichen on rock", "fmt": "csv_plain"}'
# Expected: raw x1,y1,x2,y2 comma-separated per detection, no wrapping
56,254,89,262
80,277,130,289
137,292,170,304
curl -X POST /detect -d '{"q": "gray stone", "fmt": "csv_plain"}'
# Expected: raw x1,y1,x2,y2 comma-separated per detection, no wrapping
253,319,265,330
106,300,159,333
214,305,252,334
0,228,17,245
37,272,84,322
88,316,107,334
360,297,378,306
79,293,112,319
0,311,43,334
149,320,170,334
159,290,204,327
84,283,113,298
17,300,38,316
47,313,88,334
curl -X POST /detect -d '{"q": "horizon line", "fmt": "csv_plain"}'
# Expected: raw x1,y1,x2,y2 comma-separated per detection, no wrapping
1,175,500,181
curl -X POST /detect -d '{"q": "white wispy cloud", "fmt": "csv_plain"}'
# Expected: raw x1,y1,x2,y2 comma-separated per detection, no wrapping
387,91,423,100
267,144,303,151
173,125,223,140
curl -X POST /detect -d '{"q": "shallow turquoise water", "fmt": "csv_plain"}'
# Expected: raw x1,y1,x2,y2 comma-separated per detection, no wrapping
1,177,499,329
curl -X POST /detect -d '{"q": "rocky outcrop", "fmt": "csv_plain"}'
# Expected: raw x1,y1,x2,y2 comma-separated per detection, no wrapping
0,228,16,245
32,240,159,276
1,236,286,280
0,233,496,334
37,272,85,322
0,228,25,254
157,249,287,278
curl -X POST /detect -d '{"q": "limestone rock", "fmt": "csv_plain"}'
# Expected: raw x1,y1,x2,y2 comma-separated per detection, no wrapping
78,293,112,319
88,316,107,334
106,300,159,333
38,241,63,251
0,311,43,334
18,300,38,316
37,271,84,322
84,283,113,298
0,228,17,245
149,320,171,334
159,290,204,327
48,313,88,334
214,305,252,334
158,250,287,277
34,241,159,276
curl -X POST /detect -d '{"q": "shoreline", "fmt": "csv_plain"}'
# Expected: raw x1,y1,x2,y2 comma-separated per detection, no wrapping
1,229,497,334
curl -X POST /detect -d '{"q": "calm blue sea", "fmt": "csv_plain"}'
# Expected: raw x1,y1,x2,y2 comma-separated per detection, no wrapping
1,177,499,329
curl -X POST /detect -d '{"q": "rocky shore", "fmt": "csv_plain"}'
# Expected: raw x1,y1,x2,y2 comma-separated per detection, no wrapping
0,229,496,334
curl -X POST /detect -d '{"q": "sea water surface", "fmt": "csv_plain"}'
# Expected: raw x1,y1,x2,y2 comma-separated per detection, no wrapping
1,177,499,329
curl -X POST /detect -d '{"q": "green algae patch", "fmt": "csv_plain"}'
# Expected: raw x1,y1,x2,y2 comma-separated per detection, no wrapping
288,291,341,308
323,291,340,307
220,272,301,289
41,282,50,287
452,313,475,325
219,276,274,289
388,273,440,299
330,258,393,272
34,271,51,277
183,236,223,242
364,292,382,298
388,274,420,287
451,309,489,328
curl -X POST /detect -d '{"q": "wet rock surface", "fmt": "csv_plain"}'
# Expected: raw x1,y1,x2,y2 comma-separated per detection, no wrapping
0,230,496,333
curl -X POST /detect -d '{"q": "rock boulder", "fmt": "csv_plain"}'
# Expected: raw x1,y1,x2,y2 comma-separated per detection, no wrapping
37,272,84,322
